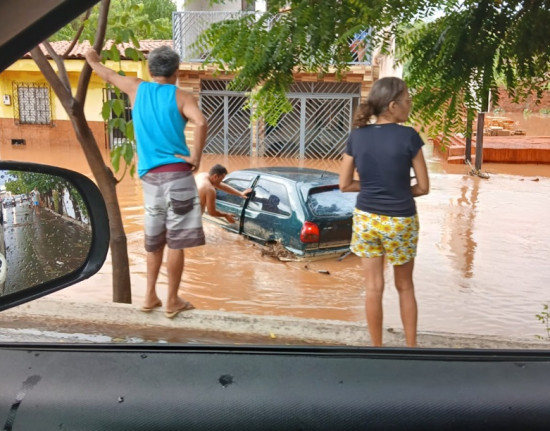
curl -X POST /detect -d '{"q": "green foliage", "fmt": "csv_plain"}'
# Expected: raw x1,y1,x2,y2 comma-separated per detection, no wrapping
4,171,87,218
198,1,396,124
535,304,550,341
5,171,57,195
199,0,443,124
203,1,550,137
50,0,176,42
401,1,550,140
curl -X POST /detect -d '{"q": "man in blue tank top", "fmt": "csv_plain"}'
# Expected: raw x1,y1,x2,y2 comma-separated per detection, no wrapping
86,46,207,318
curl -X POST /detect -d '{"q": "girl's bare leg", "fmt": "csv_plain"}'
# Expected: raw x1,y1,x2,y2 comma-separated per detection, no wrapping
362,256,385,346
393,259,417,347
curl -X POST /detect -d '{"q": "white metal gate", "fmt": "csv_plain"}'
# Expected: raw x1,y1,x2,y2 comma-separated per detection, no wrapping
200,80,361,159
200,80,252,155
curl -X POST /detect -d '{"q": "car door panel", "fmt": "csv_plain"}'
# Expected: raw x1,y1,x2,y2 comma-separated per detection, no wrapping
213,177,255,233
241,178,294,245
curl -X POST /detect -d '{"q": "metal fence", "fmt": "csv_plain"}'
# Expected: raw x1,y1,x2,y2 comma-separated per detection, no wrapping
259,82,361,159
173,11,371,64
173,11,260,62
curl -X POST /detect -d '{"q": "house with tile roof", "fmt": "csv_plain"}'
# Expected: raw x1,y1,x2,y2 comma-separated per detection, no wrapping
0,40,170,155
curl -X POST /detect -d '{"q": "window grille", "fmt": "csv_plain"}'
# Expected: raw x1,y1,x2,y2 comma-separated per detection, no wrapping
13,82,52,125
102,88,132,149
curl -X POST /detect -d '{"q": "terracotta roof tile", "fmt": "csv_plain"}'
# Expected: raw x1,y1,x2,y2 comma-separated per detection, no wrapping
22,40,172,60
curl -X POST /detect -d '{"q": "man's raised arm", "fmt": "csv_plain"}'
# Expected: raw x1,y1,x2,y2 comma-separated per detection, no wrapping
85,49,141,104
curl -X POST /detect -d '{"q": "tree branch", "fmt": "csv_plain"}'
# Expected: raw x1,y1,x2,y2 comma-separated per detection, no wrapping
76,0,111,104
63,9,92,57
30,47,74,112
42,40,71,94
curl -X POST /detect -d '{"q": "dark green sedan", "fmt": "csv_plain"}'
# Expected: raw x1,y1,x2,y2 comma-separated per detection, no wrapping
207,167,358,259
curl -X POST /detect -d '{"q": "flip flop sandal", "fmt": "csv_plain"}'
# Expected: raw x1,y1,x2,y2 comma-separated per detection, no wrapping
140,302,162,312
164,301,195,318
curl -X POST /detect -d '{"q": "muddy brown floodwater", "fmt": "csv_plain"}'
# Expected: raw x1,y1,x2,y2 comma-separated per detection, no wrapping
2,116,550,341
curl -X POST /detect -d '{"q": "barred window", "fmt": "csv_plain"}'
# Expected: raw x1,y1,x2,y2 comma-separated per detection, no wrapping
13,82,52,125
103,88,132,149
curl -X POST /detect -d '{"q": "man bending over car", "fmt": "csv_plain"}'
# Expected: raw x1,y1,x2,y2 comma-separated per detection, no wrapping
195,164,251,223
85,46,207,318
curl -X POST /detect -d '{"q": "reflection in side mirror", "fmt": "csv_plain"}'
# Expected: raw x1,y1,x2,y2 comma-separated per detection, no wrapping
0,170,92,295
0,162,109,312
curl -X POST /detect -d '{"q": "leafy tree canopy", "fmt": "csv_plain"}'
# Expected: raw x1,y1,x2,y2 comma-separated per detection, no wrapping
202,0,550,137
6,172,67,195
51,0,176,42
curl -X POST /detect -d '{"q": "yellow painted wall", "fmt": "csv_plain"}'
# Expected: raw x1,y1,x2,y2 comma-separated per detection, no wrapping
0,58,150,122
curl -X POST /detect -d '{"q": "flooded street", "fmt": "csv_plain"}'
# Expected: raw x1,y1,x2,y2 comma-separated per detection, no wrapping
2,122,550,341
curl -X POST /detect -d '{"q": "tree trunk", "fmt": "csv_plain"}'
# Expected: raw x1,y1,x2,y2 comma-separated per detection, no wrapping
29,0,131,303
67,101,132,303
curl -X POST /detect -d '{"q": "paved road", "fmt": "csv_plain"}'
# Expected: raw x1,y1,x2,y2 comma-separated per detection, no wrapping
2,204,90,295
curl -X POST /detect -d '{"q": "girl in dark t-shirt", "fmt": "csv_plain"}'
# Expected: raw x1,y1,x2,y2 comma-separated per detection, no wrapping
339,77,430,347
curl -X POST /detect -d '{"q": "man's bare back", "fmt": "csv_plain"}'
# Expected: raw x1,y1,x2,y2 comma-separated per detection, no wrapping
195,172,213,214
195,165,251,223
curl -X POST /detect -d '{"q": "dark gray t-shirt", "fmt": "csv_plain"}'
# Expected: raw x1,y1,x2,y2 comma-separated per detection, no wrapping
345,123,424,217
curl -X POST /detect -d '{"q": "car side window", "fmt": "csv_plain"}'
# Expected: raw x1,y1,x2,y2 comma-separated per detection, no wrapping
248,179,291,216
216,178,250,205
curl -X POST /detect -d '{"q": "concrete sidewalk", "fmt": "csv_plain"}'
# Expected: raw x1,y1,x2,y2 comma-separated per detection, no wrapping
3,297,549,350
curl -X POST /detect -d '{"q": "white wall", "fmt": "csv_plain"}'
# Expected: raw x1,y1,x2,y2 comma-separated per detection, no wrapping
179,1,266,11
181,0,241,11
373,40,403,79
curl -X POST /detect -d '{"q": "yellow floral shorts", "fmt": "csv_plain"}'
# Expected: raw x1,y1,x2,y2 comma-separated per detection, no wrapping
351,209,419,265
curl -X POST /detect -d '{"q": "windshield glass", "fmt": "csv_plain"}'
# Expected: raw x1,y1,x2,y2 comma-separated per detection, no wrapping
3,2,550,351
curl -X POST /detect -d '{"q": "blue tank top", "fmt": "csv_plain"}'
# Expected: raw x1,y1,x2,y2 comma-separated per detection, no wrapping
133,82,190,177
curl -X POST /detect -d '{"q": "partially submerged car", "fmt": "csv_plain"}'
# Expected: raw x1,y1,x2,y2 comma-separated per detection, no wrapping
205,167,358,259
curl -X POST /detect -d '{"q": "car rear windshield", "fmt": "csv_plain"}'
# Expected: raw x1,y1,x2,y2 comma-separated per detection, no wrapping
307,187,357,217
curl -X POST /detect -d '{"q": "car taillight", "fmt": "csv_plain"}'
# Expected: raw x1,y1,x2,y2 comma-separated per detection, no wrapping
300,221,320,243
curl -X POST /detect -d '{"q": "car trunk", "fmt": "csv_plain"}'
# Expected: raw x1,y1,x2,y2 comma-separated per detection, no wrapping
316,217,354,249
305,185,357,250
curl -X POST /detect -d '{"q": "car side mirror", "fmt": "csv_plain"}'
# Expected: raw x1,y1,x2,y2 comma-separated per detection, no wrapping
0,161,109,312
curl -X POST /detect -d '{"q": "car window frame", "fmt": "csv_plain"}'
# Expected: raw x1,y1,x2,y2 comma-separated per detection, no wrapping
247,178,292,217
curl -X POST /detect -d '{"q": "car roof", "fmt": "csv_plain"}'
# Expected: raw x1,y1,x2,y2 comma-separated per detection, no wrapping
237,167,339,187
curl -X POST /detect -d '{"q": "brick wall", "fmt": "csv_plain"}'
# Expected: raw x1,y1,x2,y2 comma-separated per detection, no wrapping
496,89,550,113
0,118,106,149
